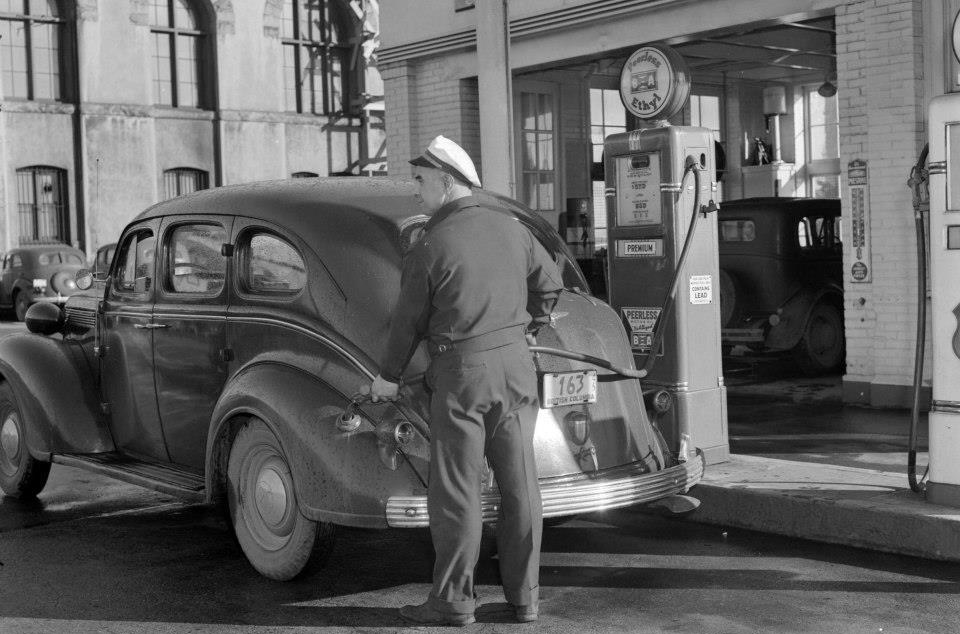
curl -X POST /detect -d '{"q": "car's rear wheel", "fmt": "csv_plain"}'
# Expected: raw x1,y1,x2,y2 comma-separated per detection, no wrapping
0,383,50,498
792,303,844,375
227,418,335,580
13,291,30,322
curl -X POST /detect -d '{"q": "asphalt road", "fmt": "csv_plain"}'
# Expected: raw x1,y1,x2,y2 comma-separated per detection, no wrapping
2,463,959,633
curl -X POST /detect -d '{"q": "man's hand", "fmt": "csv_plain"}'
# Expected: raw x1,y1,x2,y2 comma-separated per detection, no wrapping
369,374,400,402
525,332,538,347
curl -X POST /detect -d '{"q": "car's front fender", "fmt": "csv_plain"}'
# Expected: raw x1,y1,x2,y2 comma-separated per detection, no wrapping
206,362,428,529
0,333,112,459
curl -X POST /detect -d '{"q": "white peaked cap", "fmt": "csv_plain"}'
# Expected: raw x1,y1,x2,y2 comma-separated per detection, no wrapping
409,135,482,188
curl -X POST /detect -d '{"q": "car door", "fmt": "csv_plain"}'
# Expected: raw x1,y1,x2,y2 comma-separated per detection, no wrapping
152,217,233,469
100,222,168,461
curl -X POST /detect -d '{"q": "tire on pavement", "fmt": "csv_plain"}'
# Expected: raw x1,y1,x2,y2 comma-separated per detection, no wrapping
0,382,51,498
227,418,336,580
792,302,844,376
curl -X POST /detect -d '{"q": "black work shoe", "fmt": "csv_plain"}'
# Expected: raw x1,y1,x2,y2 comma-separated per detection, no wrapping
513,604,538,623
400,601,476,626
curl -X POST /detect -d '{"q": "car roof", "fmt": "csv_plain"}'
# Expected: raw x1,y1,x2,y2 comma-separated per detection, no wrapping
719,197,841,217
134,177,421,225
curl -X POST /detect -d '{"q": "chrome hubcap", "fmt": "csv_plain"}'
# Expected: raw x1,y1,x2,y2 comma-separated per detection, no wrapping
255,464,289,526
1,414,21,465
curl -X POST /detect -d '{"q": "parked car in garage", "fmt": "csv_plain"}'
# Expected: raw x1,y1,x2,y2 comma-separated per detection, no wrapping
0,178,703,580
91,242,116,277
718,197,844,375
0,244,86,321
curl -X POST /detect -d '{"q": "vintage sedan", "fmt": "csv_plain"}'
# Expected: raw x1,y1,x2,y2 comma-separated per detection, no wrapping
718,197,844,374
0,178,703,580
0,244,86,321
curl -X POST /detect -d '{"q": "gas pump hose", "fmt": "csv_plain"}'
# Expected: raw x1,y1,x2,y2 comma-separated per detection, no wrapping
907,143,929,494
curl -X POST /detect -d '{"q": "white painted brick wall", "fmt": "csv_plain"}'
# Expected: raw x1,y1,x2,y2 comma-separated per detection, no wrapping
838,0,930,399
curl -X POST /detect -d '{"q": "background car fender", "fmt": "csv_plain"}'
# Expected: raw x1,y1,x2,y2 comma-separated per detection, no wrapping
0,334,112,459
765,286,843,350
205,361,428,529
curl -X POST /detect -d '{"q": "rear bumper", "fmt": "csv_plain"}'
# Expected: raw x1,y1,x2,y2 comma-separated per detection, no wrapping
385,450,705,528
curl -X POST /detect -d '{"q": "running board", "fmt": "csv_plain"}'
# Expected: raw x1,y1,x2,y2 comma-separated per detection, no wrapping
52,452,206,502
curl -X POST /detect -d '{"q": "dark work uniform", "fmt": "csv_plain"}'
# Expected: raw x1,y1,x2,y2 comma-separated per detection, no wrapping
380,195,563,616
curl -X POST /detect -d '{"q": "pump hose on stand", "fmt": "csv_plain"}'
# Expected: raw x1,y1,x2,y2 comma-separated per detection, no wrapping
907,143,929,494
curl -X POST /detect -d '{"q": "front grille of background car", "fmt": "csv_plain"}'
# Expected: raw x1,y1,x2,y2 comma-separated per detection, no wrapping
65,307,96,330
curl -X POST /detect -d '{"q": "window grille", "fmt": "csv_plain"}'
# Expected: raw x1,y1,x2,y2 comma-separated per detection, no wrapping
281,0,354,116
163,167,209,200
0,0,64,101
15,166,69,245
150,0,206,108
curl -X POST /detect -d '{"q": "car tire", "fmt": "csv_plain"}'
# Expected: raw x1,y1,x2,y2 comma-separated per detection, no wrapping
227,418,336,581
0,382,51,498
792,303,844,376
13,292,30,322
718,269,739,328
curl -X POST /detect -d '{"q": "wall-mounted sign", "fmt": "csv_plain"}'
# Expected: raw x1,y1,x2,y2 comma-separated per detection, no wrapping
848,159,872,283
618,45,691,120
689,275,713,305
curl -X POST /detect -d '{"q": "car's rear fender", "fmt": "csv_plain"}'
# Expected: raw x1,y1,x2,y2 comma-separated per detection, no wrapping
765,286,843,350
0,333,112,459
206,361,428,529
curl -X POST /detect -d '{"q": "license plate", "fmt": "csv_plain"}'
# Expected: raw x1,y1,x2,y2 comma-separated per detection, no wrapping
541,370,598,408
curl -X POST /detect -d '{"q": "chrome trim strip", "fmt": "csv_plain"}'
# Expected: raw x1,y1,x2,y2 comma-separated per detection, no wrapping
928,161,947,175
224,315,375,380
385,452,705,528
932,400,960,414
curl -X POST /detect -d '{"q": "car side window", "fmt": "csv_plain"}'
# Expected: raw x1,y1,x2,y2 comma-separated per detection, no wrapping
115,230,156,293
166,224,227,295
241,232,306,295
11,255,22,269
719,220,755,242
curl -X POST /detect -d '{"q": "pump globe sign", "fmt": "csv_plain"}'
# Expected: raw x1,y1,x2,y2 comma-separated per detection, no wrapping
619,45,691,120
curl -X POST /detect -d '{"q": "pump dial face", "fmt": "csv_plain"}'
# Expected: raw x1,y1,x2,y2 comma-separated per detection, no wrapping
954,10,960,63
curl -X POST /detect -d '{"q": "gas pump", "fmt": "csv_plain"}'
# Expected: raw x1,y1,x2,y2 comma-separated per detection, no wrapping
603,45,730,465
925,91,960,507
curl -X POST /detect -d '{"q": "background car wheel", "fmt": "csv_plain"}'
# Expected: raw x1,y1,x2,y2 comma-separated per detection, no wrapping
718,269,739,328
227,419,335,580
13,292,30,322
0,383,51,498
792,303,844,376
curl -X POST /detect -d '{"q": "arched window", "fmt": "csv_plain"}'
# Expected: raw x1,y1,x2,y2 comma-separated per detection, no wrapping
0,0,65,101
16,166,69,244
163,167,209,200
281,0,354,116
150,0,209,108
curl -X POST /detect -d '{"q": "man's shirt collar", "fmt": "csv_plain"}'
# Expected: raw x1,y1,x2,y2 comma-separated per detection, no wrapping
424,195,480,233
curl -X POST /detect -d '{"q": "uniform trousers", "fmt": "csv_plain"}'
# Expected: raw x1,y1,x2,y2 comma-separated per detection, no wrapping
424,338,542,616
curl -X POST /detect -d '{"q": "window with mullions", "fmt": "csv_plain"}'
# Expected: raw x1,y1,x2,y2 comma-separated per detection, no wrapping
15,166,69,245
163,167,209,200
150,0,206,108
803,85,840,199
589,88,627,249
0,0,64,101
519,89,556,212
282,0,352,116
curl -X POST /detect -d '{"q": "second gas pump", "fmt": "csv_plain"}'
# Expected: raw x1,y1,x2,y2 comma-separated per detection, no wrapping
604,45,729,464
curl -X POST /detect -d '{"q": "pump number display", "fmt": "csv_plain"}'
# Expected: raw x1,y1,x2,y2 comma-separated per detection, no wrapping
616,152,662,226
541,370,598,408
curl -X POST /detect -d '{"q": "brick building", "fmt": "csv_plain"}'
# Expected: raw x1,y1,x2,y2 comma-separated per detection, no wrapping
379,0,957,408
0,0,385,256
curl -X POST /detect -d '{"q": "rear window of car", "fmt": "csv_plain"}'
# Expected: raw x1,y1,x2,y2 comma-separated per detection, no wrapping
241,232,306,295
719,219,756,242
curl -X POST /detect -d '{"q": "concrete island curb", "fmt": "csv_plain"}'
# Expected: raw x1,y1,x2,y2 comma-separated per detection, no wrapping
685,455,960,563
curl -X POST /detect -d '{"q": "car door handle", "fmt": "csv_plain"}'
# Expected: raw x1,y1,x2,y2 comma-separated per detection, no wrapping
134,323,168,329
